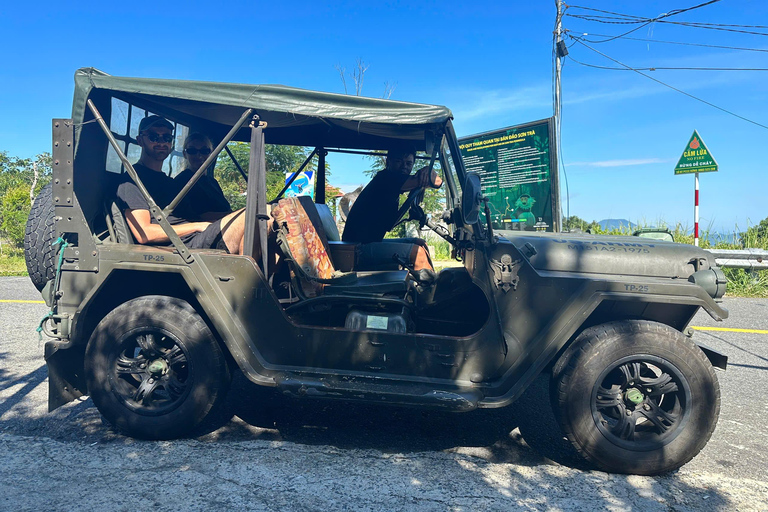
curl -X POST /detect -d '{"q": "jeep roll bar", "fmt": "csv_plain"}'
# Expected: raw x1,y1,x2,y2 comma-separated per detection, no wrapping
86,99,256,264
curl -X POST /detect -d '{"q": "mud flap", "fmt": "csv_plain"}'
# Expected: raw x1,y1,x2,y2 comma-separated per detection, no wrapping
45,341,87,411
695,342,728,370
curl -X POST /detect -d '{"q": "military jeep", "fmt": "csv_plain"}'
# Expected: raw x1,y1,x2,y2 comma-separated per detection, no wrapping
26,68,729,475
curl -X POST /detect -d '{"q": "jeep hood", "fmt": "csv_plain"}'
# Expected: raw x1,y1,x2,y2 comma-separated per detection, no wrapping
499,231,714,279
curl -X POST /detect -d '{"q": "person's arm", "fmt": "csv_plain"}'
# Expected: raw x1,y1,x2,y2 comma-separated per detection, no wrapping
401,166,443,192
125,209,211,244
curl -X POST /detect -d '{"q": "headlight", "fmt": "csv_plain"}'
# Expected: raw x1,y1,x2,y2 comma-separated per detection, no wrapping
688,267,727,299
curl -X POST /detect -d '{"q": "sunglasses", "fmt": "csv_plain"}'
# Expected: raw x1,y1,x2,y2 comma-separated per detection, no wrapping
142,132,174,144
185,147,212,156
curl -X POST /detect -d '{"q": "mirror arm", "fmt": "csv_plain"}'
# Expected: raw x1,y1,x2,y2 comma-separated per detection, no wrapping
425,217,457,246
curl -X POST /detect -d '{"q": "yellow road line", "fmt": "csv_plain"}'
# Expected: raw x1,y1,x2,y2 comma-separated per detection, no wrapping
691,326,768,334
0,299,45,304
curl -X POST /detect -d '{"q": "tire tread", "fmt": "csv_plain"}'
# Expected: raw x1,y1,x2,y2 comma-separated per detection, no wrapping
24,183,56,291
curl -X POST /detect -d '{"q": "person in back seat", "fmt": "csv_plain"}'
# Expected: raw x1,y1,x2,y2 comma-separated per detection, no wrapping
342,144,442,271
115,115,262,255
174,132,232,220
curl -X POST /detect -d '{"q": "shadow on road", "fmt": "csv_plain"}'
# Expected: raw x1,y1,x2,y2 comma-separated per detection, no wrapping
697,330,768,364
0,353,47,418
0,352,733,510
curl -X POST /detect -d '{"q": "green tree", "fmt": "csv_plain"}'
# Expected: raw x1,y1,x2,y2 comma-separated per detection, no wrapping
325,183,344,217
215,143,337,211
563,215,587,231
0,152,52,199
562,215,601,232
0,185,31,247
740,217,768,248
0,151,52,246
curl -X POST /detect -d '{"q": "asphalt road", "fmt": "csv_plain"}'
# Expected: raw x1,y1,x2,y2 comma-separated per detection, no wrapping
1,276,767,511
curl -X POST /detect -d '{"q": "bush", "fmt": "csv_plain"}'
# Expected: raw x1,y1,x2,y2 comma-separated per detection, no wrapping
0,185,30,248
432,240,451,260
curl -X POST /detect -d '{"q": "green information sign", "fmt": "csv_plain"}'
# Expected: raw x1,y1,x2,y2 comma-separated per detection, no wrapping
458,118,559,232
674,130,718,175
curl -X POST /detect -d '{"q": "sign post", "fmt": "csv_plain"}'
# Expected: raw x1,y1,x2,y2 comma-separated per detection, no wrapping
674,131,718,246
458,118,559,232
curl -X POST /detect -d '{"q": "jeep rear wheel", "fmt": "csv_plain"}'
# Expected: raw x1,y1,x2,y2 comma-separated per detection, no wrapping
551,320,720,475
85,296,231,440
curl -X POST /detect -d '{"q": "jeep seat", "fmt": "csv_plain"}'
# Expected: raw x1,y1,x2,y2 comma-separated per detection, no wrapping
271,196,409,299
109,201,135,244
315,203,341,241
315,199,431,272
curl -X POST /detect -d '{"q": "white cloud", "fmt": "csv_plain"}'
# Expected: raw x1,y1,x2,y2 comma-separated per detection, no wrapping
564,84,661,105
450,85,551,121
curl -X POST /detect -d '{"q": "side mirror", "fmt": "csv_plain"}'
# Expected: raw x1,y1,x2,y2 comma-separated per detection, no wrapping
461,172,483,225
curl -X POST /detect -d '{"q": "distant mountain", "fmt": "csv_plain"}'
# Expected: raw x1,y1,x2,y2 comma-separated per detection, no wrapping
598,219,637,231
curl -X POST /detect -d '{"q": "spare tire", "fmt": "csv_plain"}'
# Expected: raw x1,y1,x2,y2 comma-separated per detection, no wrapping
24,182,56,291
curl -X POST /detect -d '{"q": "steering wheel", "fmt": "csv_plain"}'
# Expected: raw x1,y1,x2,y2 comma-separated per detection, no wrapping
392,186,426,228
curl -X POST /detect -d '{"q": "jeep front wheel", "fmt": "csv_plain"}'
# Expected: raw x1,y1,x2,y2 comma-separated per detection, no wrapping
551,320,720,475
85,296,231,440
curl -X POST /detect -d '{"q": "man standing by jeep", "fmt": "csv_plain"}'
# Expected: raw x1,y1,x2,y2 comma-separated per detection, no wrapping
342,144,442,270
116,115,248,254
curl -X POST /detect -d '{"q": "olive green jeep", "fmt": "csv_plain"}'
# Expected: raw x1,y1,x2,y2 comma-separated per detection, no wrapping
25,68,729,475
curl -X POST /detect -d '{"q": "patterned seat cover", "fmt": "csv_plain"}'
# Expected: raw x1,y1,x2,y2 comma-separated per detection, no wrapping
271,197,335,297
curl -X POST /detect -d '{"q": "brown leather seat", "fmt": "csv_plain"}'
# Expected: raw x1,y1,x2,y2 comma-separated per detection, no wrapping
271,196,409,300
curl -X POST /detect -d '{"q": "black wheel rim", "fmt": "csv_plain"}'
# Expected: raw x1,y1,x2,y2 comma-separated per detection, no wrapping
108,327,193,416
591,354,691,451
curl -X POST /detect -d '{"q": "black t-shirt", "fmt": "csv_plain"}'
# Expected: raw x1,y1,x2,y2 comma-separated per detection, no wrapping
342,170,409,243
174,169,232,216
115,164,196,225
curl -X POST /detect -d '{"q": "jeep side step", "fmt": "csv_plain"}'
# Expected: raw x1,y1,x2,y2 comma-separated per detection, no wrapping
274,374,482,412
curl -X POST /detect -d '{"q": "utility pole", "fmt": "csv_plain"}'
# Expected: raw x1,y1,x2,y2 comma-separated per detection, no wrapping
555,0,564,124
554,0,567,231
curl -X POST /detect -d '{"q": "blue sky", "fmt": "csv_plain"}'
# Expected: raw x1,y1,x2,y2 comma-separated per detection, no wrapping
1,0,766,232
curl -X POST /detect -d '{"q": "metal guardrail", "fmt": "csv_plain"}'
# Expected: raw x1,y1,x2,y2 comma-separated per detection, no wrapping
705,248,768,270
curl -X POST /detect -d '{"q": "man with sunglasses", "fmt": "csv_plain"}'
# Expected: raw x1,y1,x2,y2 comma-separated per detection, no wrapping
116,115,250,254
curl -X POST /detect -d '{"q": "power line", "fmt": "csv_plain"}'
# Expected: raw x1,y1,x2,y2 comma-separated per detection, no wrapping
568,5,768,29
657,20,768,29
566,14,768,35
568,56,768,71
569,14,768,36
644,20,768,37
566,0,768,42
573,18,768,41
569,35,768,131
565,0,724,42
575,33,768,53
567,13,663,26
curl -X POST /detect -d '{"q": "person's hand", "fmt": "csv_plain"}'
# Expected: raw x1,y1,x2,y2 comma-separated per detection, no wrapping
195,221,212,233
415,166,443,189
